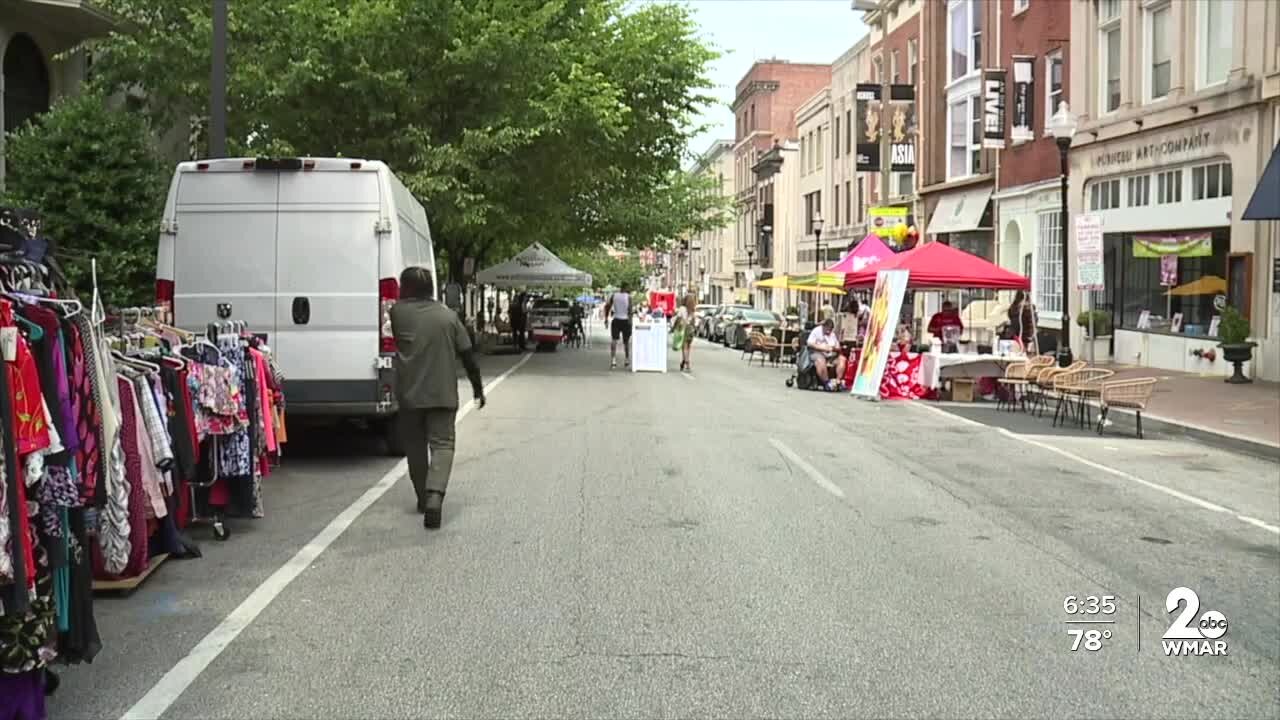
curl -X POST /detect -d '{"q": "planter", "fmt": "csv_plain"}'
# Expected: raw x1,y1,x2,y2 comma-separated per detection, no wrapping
1219,342,1256,384
1083,335,1112,363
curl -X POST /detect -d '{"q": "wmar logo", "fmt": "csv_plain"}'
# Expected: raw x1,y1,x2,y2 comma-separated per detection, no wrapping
1162,587,1229,657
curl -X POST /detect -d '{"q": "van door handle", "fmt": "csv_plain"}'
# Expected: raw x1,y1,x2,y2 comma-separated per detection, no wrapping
292,297,310,325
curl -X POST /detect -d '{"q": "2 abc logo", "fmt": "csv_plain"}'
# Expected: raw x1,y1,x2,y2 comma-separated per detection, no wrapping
1162,587,1229,657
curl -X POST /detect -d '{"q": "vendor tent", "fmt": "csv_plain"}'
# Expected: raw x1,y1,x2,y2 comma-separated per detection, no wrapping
1243,141,1280,220
824,234,894,275
475,243,593,287
844,241,1030,291
753,274,846,295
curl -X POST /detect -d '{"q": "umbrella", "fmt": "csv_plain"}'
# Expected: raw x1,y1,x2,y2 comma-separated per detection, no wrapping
753,274,845,295
1165,275,1226,296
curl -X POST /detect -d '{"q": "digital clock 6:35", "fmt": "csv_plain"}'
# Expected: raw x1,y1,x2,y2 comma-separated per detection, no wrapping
1064,595,1116,615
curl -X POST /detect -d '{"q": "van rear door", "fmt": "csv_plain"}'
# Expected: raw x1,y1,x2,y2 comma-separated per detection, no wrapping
273,169,382,411
172,169,278,342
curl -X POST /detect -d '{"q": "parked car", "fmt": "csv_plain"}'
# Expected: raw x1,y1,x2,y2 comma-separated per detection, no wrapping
724,309,783,349
710,304,751,342
692,304,716,336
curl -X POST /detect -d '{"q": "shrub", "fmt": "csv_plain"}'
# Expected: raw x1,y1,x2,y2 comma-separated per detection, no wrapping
1217,305,1251,345
1075,309,1112,337
2,90,167,308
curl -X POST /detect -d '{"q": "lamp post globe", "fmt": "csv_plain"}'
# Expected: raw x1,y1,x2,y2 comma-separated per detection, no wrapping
1049,102,1078,366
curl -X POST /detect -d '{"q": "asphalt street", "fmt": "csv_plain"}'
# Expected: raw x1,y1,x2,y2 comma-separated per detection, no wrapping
47,330,1280,719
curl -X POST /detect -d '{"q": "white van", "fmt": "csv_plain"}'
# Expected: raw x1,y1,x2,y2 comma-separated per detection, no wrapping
155,157,437,450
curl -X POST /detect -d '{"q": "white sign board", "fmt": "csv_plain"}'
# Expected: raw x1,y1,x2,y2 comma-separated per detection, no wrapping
630,321,668,373
1075,214,1105,290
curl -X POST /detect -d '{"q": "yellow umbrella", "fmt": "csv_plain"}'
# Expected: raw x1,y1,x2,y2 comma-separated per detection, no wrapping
1165,275,1226,296
752,274,846,295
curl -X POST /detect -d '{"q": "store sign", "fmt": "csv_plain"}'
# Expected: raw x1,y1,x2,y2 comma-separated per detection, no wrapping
1089,123,1252,171
1011,58,1035,143
1133,232,1213,258
888,84,917,172
1075,215,1104,290
982,69,1007,149
855,83,883,172
868,206,909,245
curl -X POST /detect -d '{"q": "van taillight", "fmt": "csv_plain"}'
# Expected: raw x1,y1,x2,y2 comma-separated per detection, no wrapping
379,277,399,352
156,279,175,320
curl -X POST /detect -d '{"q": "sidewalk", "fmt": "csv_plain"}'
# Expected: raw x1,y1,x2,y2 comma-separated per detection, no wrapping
1095,363,1279,456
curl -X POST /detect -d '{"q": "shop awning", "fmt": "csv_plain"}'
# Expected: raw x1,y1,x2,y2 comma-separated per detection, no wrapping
1243,142,1280,220
926,185,993,236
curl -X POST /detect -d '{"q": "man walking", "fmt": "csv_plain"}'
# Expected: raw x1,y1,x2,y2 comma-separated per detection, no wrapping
390,266,486,529
603,282,633,369
510,291,528,351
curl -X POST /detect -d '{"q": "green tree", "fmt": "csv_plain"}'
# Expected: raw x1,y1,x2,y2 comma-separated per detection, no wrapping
89,0,726,279
2,90,167,307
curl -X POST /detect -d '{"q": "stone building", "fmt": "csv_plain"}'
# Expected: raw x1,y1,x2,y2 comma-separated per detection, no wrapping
681,139,735,305
1067,0,1280,381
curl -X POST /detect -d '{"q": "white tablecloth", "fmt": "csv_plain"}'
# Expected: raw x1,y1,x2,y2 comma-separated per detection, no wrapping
631,322,668,373
919,353,1023,389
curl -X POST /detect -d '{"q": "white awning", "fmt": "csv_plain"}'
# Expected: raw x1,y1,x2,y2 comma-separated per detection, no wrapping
927,185,994,236
475,243,593,287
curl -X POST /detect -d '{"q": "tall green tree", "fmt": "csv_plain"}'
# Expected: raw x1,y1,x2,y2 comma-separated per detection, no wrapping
2,90,167,307
89,0,728,279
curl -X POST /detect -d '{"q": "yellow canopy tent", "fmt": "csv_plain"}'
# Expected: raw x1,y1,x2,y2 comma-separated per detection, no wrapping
753,274,845,295
1165,275,1226,296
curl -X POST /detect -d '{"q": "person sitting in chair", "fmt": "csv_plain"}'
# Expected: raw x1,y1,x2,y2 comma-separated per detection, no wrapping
807,317,847,391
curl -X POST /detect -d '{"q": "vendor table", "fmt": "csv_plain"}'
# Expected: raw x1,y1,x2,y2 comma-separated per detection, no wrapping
631,321,668,373
919,353,1023,390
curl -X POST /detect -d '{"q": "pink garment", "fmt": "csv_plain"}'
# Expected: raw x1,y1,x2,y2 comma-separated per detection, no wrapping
121,379,168,520
251,350,277,455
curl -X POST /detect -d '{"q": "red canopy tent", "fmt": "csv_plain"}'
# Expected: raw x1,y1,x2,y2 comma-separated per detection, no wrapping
843,241,1031,291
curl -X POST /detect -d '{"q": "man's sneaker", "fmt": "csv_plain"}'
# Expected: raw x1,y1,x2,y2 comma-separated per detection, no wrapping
611,358,617,370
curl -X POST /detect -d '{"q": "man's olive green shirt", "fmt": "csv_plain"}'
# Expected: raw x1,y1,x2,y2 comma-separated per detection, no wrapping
390,299,473,410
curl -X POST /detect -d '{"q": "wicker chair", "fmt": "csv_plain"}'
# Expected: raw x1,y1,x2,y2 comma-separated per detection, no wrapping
995,361,1029,412
741,331,765,361
1097,377,1159,438
1030,360,1086,417
1052,368,1116,428
753,333,783,367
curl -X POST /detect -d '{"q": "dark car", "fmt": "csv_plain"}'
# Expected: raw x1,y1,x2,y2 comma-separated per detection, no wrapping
710,304,752,342
724,309,783,350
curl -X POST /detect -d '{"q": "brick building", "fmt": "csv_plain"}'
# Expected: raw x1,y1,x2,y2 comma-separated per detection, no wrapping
730,60,831,304
992,0,1072,339
865,0,922,212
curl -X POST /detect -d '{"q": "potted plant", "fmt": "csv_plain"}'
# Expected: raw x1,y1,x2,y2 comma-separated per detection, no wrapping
1075,309,1113,362
1217,305,1255,384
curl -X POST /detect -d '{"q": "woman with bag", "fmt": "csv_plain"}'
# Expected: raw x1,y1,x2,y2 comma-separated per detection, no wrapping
671,290,698,372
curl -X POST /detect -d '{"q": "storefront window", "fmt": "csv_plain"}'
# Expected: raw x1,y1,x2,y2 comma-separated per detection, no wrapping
1036,211,1063,315
1107,228,1230,335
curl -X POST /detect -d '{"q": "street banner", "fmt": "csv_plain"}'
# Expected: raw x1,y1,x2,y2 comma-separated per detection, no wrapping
855,83,882,172
888,84,917,172
982,69,1008,149
1133,232,1212,258
1075,214,1105,290
851,269,910,400
867,206,908,245
1011,57,1035,143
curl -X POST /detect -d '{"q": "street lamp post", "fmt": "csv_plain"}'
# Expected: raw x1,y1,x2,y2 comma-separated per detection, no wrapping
1049,102,1078,367
812,212,826,273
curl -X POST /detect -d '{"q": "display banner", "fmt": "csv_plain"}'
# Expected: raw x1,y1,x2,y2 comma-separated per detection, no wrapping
851,269,910,400
1075,214,1104,290
1160,255,1178,286
1133,232,1213,258
982,69,1008,149
855,83,882,172
868,206,909,242
1011,57,1035,143
888,84,917,172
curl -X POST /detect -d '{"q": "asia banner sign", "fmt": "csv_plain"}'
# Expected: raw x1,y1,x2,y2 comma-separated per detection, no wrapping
1011,57,1035,143
854,84,916,173
982,69,1007,149
1074,215,1104,290
855,83,882,172
1133,232,1213,258
850,269,910,400
888,84,916,172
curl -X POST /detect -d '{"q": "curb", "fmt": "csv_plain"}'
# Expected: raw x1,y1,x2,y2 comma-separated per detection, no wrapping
928,400,1280,461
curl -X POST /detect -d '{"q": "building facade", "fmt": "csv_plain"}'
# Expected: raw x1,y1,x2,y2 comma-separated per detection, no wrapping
0,1,114,186
828,38,873,254
1067,0,1280,381
731,60,832,304
750,140,801,312
795,87,833,279
993,0,1072,338
682,139,735,304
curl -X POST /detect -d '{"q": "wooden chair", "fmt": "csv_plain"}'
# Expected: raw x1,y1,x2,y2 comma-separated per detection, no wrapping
1053,368,1116,428
1097,378,1159,438
1031,360,1085,417
995,361,1029,412
753,333,783,366
741,331,766,362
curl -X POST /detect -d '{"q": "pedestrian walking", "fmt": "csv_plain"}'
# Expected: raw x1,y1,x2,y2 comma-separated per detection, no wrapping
674,289,697,372
390,266,486,529
604,282,633,369
510,291,528,351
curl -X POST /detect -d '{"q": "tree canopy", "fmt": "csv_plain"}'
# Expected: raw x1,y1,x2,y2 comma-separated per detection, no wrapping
88,0,731,279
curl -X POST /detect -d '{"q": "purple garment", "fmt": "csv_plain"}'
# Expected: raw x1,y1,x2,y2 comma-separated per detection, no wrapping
51,330,79,453
0,671,47,720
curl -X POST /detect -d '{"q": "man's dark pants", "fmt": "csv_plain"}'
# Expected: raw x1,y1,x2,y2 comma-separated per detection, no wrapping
400,408,458,505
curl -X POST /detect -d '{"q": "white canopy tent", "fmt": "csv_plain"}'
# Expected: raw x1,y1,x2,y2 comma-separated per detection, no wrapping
475,243,593,287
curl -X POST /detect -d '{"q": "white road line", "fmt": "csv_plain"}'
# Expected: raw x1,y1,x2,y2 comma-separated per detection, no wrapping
119,352,534,720
908,402,1280,536
769,438,846,499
